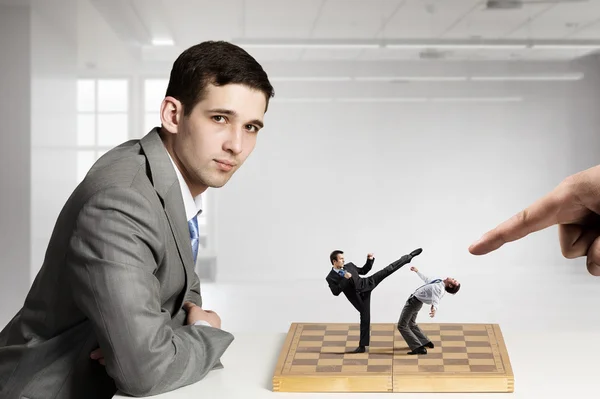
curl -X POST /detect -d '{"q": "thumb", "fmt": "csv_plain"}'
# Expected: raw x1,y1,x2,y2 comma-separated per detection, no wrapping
90,348,103,359
183,302,196,311
586,236,600,276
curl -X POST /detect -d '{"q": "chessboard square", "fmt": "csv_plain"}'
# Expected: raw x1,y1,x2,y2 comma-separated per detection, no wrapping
423,352,443,359
292,359,319,366
317,358,344,366
295,346,322,353
464,335,490,342
443,365,471,372
347,325,360,330
341,365,368,373
419,365,445,372
441,330,464,337
418,358,444,366
467,352,495,360
300,336,326,342
370,341,393,348
299,341,326,348
303,324,327,330
371,335,394,341
441,352,468,360
395,365,419,372
441,335,465,341
294,353,321,360
466,346,493,354
394,358,418,366
320,341,347,347
324,329,349,335
470,365,498,373
468,358,496,366
302,330,327,336
343,353,369,360
440,346,467,353
318,353,341,360
461,324,487,331
463,330,488,336
441,341,466,347
323,335,347,341
315,365,342,373
367,359,393,366
465,341,492,347
368,353,393,359
343,358,369,366
371,324,394,331
440,325,463,331
322,346,346,353
426,335,441,341
347,335,360,341
443,358,469,366
367,365,391,373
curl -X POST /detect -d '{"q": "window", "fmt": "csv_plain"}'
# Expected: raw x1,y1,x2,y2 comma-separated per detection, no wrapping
76,79,129,181
144,78,210,252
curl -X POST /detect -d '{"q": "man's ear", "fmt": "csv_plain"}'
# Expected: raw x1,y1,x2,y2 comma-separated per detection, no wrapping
160,96,183,134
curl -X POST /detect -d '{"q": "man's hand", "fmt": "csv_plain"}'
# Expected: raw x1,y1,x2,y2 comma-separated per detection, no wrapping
410,266,418,272
344,272,352,279
367,253,374,260
183,301,222,329
90,348,105,366
429,306,436,318
469,164,600,276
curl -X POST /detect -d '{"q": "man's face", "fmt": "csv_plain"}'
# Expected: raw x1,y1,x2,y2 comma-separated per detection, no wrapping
168,83,266,194
333,254,345,269
444,277,459,288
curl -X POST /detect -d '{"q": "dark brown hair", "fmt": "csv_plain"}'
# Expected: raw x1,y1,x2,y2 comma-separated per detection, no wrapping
165,41,274,115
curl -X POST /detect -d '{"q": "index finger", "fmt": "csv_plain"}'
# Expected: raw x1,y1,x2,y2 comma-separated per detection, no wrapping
469,189,563,255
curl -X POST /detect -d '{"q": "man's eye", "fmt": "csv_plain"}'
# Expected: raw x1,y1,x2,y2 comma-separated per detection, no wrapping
212,116,225,122
246,125,258,132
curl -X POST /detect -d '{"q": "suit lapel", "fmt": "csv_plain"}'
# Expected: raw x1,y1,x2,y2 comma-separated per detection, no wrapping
139,128,194,306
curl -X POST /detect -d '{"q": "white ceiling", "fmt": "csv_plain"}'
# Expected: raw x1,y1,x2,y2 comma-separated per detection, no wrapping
82,0,600,63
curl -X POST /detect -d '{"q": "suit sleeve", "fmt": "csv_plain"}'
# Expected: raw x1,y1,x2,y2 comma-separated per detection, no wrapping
184,270,203,307
356,258,374,275
327,275,350,296
416,270,431,283
66,187,234,397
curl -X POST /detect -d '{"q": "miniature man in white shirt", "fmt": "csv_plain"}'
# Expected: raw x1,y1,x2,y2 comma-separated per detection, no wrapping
397,266,460,355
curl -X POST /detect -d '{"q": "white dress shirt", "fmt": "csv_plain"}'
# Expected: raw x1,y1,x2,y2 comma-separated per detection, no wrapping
166,152,213,328
412,271,445,311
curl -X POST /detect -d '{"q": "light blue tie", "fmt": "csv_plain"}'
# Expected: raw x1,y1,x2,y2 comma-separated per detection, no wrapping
188,216,199,263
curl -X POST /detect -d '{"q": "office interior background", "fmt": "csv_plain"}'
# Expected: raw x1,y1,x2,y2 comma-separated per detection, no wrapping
1,1,600,391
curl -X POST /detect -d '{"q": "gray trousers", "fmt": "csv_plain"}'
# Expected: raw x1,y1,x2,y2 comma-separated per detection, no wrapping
397,295,431,350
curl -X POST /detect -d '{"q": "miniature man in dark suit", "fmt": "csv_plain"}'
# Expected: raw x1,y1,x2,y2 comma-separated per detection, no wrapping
326,248,422,353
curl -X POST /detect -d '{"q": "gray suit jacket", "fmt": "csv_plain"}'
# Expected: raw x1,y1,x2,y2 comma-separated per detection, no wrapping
0,129,234,399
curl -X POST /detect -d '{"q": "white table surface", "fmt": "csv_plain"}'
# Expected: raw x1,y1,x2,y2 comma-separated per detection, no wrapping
113,330,600,399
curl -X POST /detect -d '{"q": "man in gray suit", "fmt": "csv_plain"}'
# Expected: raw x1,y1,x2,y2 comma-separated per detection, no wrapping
0,40,274,399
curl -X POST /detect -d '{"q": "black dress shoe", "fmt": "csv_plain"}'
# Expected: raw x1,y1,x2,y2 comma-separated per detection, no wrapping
350,346,366,353
424,341,434,349
407,346,427,355
410,248,423,257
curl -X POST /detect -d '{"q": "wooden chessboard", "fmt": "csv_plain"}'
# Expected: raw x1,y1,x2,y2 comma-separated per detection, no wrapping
272,322,514,393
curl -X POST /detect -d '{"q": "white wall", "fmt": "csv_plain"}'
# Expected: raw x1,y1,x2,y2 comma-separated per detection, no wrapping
0,4,31,327
30,0,78,280
208,56,600,334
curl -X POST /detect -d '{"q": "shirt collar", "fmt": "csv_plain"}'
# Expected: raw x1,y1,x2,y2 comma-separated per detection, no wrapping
166,152,203,222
